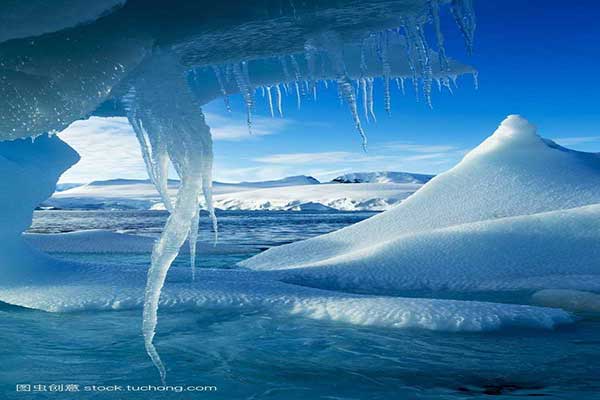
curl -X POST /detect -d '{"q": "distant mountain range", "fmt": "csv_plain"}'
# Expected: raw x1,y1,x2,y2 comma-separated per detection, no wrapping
47,172,432,211
332,171,434,184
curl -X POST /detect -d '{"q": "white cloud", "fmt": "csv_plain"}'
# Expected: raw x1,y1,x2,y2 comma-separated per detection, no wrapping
205,112,291,141
376,142,457,153
58,116,147,183
55,115,469,185
212,165,293,183
254,151,359,164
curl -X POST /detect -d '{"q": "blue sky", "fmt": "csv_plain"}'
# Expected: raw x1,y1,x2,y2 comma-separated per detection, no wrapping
59,1,600,183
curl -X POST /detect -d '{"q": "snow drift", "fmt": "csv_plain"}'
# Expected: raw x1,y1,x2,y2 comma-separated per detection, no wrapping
241,115,600,295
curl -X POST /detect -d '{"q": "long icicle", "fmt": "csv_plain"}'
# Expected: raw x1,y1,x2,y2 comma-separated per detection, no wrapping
130,53,216,385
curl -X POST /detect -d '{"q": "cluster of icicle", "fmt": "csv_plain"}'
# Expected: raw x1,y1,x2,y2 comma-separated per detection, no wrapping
196,0,476,150
128,0,475,384
123,53,218,384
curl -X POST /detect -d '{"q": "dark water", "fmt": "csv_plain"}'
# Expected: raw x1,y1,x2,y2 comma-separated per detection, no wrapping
29,209,377,247
0,210,597,400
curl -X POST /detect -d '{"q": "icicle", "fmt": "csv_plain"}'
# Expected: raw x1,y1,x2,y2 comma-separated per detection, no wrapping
126,91,173,213
266,86,274,117
188,205,200,281
143,112,214,385
126,53,218,385
396,77,406,95
430,0,449,71
275,84,283,116
450,0,476,55
366,77,376,122
416,24,433,108
450,74,459,88
402,22,420,103
360,78,369,123
232,62,253,133
472,71,479,90
379,32,392,116
441,77,454,94
201,163,218,245
338,77,367,150
294,81,301,109
211,65,231,112
319,31,368,150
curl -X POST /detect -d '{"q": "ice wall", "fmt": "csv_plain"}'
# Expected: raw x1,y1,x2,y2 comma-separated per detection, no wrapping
0,135,79,279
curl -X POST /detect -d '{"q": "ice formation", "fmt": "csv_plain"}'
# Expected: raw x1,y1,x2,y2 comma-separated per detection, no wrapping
122,53,217,383
0,135,79,282
0,0,482,382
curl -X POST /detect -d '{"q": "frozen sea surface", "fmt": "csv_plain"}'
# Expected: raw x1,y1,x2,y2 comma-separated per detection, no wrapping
0,210,597,399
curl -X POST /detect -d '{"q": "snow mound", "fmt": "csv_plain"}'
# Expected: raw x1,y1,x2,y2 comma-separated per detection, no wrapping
268,204,600,293
0,264,571,332
241,116,600,293
332,171,434,184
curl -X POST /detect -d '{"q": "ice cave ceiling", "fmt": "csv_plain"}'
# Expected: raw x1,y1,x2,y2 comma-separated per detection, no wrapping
0,0,476,142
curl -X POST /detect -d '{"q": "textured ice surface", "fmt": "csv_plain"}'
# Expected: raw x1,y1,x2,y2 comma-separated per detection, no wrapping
241,116,600,293
0,263,572,333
